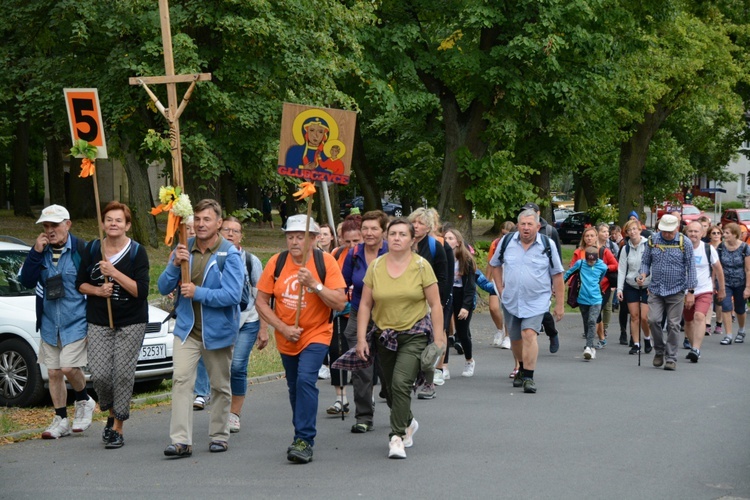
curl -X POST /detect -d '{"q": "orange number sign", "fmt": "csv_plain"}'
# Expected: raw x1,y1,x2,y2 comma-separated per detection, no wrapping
63,88,108,159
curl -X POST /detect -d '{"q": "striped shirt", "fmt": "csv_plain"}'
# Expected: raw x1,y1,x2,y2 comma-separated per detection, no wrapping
639,232,697,296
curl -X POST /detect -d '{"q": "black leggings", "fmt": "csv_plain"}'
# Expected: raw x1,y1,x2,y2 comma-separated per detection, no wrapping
452,286,473,360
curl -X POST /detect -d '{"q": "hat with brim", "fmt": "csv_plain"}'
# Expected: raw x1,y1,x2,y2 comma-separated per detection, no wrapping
658,214,679,232
283,214,320,234
36,204,70,224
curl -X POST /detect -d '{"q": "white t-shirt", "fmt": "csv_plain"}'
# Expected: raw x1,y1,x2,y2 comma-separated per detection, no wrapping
693,242,718,296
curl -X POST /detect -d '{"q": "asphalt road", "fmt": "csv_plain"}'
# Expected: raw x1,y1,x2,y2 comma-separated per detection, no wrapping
1,310,749,500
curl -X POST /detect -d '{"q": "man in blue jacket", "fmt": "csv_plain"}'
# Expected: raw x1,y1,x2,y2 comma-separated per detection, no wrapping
20,204,96,439
158,199,243,457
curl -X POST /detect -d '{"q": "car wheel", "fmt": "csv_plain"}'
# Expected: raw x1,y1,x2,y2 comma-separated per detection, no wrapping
393,208,403,217
0,338,45,407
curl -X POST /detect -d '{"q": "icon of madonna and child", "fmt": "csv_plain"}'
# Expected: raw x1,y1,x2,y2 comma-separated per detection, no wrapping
277,105,354,185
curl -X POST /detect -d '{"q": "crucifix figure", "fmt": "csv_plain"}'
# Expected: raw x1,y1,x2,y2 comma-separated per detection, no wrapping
129,0,210,283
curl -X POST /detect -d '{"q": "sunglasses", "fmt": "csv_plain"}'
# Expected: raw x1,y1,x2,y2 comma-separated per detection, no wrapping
710,232,722,235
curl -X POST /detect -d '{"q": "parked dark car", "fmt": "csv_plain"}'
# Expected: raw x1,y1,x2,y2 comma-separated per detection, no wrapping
558,212,594,244
340,197,403,217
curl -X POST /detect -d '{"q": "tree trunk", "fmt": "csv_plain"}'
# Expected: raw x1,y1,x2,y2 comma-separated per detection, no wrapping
351,121,381,215
618,101,671,226
45,137,66,205
119,133,159,248
220,171,238,216
574,165,597,212
11,120,33,217
531,167,552,222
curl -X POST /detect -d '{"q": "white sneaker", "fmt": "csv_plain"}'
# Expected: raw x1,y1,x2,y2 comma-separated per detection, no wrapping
403,418,419,448
228,412,241,433
433,369,445,386
492,330,503,347
72,397,96,432
42,416,71,439
590,347,596,359
318,365,331,380
442,367,451,380
501,336,511,350
583,347,592,360
462,360,475,377
388,435,406,459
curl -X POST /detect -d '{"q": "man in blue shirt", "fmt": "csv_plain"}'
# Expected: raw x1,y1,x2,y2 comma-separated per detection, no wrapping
489,209,565,393
638,214,697,371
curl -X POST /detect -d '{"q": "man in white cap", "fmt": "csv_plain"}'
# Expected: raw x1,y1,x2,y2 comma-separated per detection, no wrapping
256,214,347,463
19,204,96,438
638,214,697,371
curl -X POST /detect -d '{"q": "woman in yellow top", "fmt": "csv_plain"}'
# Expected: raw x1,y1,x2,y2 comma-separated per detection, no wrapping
356,218,445,459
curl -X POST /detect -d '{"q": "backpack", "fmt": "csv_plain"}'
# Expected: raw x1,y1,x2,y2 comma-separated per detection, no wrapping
187,237,242,306
238,251,258,312
647,233,685,252
598,247,618,288
89,239,140,267
497,232,553,267
271,248,330,321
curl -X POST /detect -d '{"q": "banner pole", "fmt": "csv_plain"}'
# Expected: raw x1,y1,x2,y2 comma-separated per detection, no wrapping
320,181,338,247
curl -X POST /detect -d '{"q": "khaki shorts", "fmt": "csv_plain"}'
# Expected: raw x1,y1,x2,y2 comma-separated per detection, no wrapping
38,338,88,370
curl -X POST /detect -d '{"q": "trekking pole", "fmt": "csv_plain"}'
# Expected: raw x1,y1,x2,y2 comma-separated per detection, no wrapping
338,315,345,422
637,286,641,367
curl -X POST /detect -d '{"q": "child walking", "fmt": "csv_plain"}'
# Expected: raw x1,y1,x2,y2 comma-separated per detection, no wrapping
564,247,607,360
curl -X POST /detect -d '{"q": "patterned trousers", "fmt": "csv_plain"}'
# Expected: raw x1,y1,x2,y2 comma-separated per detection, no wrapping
87,322,146,421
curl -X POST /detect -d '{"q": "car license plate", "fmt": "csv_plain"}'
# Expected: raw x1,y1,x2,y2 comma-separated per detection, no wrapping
139,344,166,361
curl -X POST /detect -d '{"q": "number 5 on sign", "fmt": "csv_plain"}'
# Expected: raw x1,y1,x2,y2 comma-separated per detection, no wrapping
63,88,108,159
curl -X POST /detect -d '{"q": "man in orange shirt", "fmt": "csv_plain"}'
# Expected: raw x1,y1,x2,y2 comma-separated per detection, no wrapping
256,215,347,464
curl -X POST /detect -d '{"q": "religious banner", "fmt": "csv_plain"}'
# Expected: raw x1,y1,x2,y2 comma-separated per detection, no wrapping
277,103,356,185
63,88,108,158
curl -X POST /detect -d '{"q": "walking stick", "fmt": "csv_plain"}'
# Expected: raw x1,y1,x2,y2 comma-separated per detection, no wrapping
637,286,642,367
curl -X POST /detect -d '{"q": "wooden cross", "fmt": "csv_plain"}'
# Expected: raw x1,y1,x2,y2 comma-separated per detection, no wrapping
129,0,210,282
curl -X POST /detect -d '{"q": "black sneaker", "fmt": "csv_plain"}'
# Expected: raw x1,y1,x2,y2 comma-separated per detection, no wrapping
454,342,464,355
686,348,700,363
522,378,537,394
683,338,692,349
629,344,640,355
512,371,524,388
619,331,628,345
102,426,113,444
644,338,653,353
105,430,124,449
287,438,313,464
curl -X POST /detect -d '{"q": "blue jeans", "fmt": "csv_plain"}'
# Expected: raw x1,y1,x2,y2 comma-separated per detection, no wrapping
280,342,329,446
194,320,260,397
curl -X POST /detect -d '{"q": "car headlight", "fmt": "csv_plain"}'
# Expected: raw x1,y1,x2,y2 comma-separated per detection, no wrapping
168,317,175,334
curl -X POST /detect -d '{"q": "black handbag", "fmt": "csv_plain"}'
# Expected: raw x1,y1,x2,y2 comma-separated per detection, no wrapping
567,271,581,309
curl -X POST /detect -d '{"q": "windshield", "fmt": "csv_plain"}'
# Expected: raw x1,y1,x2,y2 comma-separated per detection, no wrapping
0,250,35,297
738,212,750,222
682,206,700,215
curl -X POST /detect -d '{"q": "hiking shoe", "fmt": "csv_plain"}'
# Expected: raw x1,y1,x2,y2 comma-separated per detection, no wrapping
388,435,406,459
105,430,124,449
454,342,464,355
72,397,96,432
318,365,331,380
351,422,373,433
193,395,209,410
326,400,349,415
228,412,241,433
287,439,313,464
501,336,511,349
653,354,664,367
686,348,700,363
512,371,524,388
492,331,504,347
683,338,692,349
664,360,676,371
417,384,436,400
735,332,745,343
714,325,723,335
644,338,653,353
583,346,592,360
42,416,71,439
549,334,560,353
595,339,607,349
403,418,419,448
433,369,445,386
462,360,475,377
720,335,733,345
522,378,537,394
629,344,641,355
619,331,628,345
442,367,451,380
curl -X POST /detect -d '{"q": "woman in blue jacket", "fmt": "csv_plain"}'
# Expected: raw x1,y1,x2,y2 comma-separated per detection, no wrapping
564,247,607,361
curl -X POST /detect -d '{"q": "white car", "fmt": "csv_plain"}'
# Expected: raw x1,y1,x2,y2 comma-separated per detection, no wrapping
0,239,174,407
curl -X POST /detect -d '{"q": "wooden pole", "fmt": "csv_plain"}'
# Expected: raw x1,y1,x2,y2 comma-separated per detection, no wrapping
91,169,114,329
295,200,315,328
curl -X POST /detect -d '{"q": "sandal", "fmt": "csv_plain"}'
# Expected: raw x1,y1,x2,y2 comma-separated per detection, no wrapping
164,443,192,458
509,368,519,379
351,422,373,433
209,440,228,453
326,401,350,415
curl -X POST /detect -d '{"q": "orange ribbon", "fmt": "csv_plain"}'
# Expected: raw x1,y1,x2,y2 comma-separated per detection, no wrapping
150,201,174,216
79,158,95,178
164,213,181,246
293,182,317,201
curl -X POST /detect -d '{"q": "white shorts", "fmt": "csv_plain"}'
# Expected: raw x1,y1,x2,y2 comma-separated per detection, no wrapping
38,338,88,370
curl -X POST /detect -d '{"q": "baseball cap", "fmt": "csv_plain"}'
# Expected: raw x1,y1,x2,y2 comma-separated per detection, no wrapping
521,202,540,212
283,214,320,234
36,204,70,224
658,214,679,232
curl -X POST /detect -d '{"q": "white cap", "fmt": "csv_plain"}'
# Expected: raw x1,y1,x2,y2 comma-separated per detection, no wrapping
658,214,679,232
36,204,70,224
283,214,320,234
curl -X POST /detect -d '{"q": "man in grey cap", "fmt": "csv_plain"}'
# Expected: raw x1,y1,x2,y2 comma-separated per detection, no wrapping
638,214,697,371
20,204,96,439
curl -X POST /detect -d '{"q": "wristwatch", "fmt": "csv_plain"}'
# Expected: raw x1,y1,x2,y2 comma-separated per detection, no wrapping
315,283,324,293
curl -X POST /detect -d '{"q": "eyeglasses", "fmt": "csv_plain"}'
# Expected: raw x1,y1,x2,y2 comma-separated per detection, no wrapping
221,227,241,234
710,232,721,235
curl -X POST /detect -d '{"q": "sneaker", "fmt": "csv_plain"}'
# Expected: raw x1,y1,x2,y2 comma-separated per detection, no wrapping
590,348,596,360
318,365,331,380
326,400,350,415
287,438,313,464
629,344,641,355
549,334,560,353
512,370,524,388
193,395,209,410
595,339,607,349
664,360,676,371
462,360,475,377
417,384,436,400
735,332,745,343
522,378,537,394
105,430,124,449
433,369,445,386
351,422,373,433
705,327,712,337
644,338,653,353
102,426,113,444
653,354,664,367
683,338,692,349
228,412,241,433
41,416,71,439
509,368,519,379
619,331,628,345
388,435,406,459
686,348,700,363
447,335,456,348
720,335,733,345
714,325,723,335
583,346,592,360
72,397,96,432
492,331,504,347
403,419,419,448
442,367,451,380
454,342,464,355
500,336,511,349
